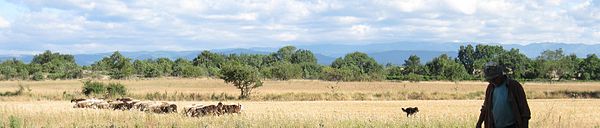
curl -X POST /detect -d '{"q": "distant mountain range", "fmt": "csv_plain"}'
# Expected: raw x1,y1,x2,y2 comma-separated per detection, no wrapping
1,42,599,66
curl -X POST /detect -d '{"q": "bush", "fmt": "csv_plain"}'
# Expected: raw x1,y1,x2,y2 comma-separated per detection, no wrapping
32,72,45,81
82,80,106,96
106,83,127,97
9,115,21,128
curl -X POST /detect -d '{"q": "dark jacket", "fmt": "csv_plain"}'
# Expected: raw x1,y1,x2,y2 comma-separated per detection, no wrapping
477,77,531,128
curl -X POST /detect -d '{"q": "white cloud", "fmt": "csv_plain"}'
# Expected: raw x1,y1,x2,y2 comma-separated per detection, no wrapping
275,33,298,41
0,0,599,53
335,16,363,24
202,13,257,21
351,25,370,35
0,16,10,28
445,0,477,15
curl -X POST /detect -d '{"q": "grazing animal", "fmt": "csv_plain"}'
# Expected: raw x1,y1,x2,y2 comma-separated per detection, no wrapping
161,103,177,113
70,98,87,103
183,104,204,117
73,100,93,108
116,97,134,102
401,107,419,117
222,103,243,114
197,105,219,116
143,102,177,114
109,100,134,110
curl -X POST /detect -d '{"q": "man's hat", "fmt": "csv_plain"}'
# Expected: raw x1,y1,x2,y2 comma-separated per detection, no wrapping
483,61,503,81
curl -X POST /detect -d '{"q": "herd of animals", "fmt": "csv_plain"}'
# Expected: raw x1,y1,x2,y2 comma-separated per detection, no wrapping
71,97,419,118
70,97,243,117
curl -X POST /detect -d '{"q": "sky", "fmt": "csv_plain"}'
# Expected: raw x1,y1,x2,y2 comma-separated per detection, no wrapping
0,0,598,55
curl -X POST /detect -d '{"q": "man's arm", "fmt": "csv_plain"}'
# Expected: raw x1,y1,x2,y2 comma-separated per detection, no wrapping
476,105,485,128
477,85,491,128
514,81,531,127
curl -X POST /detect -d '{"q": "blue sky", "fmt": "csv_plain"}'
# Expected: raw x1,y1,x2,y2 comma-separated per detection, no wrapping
0,0,598,55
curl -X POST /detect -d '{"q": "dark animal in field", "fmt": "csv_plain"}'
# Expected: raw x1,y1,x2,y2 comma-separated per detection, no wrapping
109,101,134,110
70,98,87,103
196,105,219,116
183,104,204,117
222,103,243,114
161,103,177,113
402,107,419,117
116,97,134,102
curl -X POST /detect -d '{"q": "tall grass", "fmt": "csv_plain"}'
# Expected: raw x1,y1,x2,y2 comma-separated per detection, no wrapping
0,100,599,127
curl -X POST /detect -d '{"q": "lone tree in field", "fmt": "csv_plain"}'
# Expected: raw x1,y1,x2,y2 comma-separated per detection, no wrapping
220,62,263,99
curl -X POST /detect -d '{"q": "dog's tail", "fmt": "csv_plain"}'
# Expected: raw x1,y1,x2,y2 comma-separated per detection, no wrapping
401,108,406,112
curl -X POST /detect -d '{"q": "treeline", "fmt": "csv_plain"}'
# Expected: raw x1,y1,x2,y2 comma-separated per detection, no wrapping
1,44,599,81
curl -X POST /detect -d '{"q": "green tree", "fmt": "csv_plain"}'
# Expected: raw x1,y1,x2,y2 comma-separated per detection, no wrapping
385,65,403,80
426,54,468,81
579,54,600,80
276,46,297,62
535,48,578,80
172,58,206,78
193,50,225,76
299,62,323,79
220,62,263,99
95,51,134,79
403,55,425,75
495,48,532,79
269,62,302,80
291,49,317,64
458,45,476,75
330,52,384,81
156,58,174,76
0,59,29,80
31,50,81,80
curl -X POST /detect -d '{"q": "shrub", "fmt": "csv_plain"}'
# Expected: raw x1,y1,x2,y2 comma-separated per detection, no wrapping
32,72,45,81
9,115,21,128
82,80,106,96
106,83,127,97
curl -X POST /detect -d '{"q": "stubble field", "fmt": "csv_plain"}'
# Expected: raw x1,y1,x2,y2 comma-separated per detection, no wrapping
0,78,599,127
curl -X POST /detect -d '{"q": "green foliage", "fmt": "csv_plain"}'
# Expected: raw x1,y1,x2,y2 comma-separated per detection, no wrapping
330,52,384,81
425,54,468,81
269,62,302,80
82,80,106,96
82,80,128,97
276,46,297,62
403,55,426,75
94,51,134,79
106,83,127,97
291,49,317,64
535,49,580,80
0,59,29,80
9,115,21,128
220,62,263,99
385,65,403,80
31,72,44,81
458,45,475,75
299,62,323,79
2,45,600,82
579,54,600,80
193,50,226,68
30,50,82,80
172,58,207,78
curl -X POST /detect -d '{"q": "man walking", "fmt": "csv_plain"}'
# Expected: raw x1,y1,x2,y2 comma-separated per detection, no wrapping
477,62,531,128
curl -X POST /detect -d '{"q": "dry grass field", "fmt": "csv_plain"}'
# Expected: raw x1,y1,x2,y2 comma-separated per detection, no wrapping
1,79,599,127
1,78,599,101
0,100,599,127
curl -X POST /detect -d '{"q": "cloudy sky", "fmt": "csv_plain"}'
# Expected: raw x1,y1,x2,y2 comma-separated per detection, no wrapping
0,0,598,54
